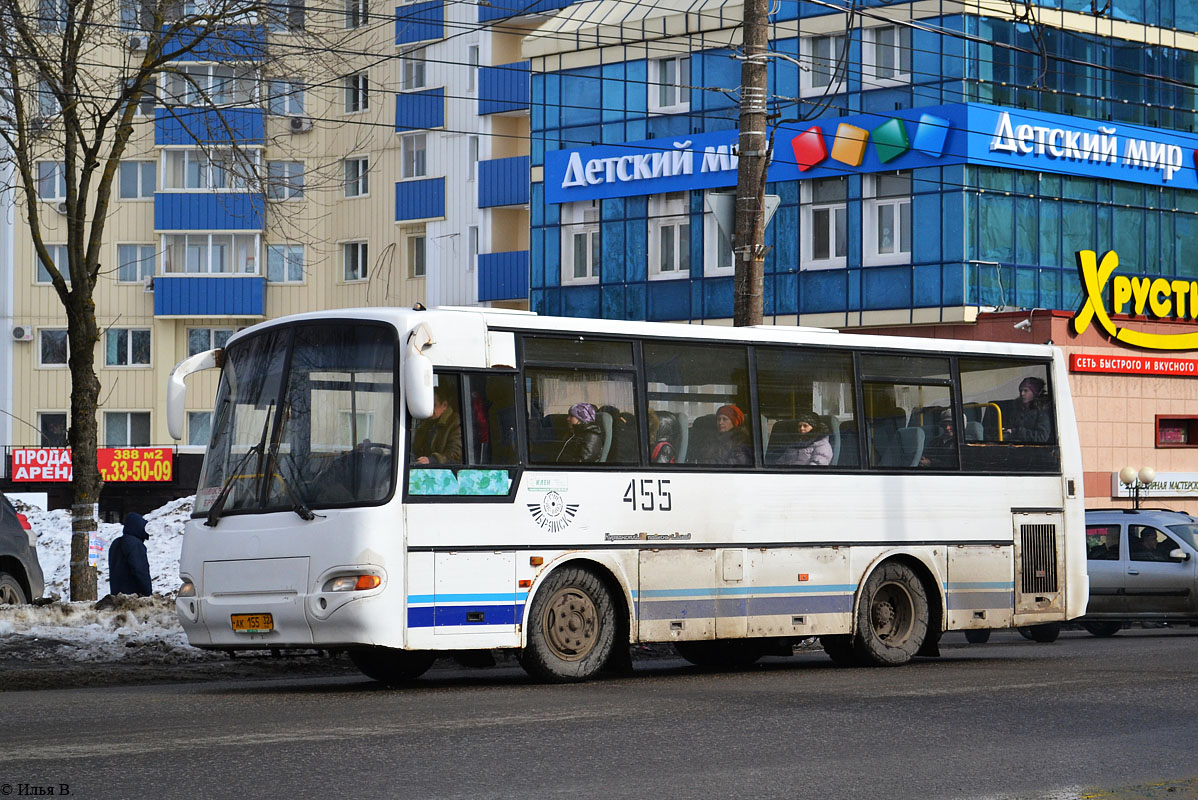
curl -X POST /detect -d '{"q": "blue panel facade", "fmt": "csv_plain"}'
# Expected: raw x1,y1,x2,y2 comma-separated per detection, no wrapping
395,177,445,221
478,156,529,208
395,1,443,44
153,275,265,317
166,25,266,61
478,0,577,22
395,88,445,130
478,251,530,301
154,107,264,146
154,193,264,231
530,5,1198,322
478,62,530,115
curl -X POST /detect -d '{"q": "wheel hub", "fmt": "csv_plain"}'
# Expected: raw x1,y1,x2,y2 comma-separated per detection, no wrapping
871,582,913,643
543,587,598,662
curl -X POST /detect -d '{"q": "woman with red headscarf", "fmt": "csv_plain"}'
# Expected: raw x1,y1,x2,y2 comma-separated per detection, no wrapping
709,404,752,465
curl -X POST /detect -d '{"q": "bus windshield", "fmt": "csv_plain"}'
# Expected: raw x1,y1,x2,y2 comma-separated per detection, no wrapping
195,322,398,518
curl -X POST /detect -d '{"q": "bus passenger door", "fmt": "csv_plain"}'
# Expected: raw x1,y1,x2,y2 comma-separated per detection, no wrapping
637,549,717,642
433,552,517,633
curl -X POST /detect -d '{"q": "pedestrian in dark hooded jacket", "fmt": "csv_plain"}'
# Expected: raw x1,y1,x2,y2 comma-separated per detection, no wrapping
555,402,604,463
109,512,152,596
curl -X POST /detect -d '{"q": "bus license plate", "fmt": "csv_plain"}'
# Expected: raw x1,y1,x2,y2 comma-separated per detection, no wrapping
231,613,274,633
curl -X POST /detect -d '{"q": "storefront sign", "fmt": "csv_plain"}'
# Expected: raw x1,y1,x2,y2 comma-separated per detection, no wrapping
544,103,1198,203
1074,249,1198,350
1070,353,1198,376
9,447,173,482
1112,472,1198,498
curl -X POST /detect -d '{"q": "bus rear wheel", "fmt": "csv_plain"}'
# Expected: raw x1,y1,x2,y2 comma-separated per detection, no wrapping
819,635,860,667
520,567,617,683
674,640,764,669
349,647,437,685
1082,621,1122,637
853,562,929,667
964,629,991,644
1020,623,1061,643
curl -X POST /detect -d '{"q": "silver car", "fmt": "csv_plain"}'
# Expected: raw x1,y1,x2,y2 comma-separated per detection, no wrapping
0,492,44,604
1081,508,1198,636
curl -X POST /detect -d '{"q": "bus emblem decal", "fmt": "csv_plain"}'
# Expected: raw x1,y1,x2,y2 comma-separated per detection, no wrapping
528,491,578,533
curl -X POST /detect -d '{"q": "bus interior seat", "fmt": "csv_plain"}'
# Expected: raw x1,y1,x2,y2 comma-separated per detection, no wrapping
822,415,842,465
763,419,798,465
675,411,689,462
964,420,984,443
487,406,518,464
597,411,613,462
760,415,773,451
608,412,637,463
688,414,717,463
895,426,926,467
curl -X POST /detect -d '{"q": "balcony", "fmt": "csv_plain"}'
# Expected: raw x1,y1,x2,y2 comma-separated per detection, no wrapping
395,178,445,221
165,24,267,62
395,0,443,44
478,62,529,116
478,251,529,302
477,0,580,22
477,156,529,208
152,275,265,318
395,88,445,131
155,193,264,231
154,107,264,146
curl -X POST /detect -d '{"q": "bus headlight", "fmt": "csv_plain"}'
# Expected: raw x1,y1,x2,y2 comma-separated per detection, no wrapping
323,575,382,592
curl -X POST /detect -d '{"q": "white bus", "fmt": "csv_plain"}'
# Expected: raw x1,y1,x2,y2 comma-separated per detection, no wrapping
168,306,1086,682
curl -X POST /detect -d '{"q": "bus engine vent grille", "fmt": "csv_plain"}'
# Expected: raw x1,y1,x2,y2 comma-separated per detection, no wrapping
1020,523,1058,594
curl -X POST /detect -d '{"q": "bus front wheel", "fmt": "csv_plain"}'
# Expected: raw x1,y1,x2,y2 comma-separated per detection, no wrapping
520,566,617,683
349,647,437,685
854,562,929,667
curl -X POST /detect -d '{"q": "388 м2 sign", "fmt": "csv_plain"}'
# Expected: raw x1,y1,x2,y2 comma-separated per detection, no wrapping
9,447,173,482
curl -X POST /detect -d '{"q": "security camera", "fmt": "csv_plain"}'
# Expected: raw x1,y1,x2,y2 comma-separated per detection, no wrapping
1013,319,1032,331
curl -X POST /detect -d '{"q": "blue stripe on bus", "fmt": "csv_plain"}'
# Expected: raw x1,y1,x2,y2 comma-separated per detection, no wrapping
636,594,854,620
407,604,526,628
944,582,1015,590
635,584,856,599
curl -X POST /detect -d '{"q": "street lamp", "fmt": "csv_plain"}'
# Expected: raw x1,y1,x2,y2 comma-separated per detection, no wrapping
1119,466,1156,510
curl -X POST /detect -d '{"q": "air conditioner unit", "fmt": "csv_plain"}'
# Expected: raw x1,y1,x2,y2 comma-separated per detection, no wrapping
54,201,68,216
142,274,155,292
288,115,313,133
128,34,148,52
12,326,33,342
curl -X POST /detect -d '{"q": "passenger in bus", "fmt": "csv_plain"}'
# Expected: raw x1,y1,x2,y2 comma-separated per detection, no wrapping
411,387,463,465
649,410,680,463
1004,377,1051,443
919,409,958,469
708,404,752,466
777,411,833,466
555,402,604,463
601,405,638,463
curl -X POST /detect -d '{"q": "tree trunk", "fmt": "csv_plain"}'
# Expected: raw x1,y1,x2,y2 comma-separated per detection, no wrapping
732,0,770,328
66,293,102,601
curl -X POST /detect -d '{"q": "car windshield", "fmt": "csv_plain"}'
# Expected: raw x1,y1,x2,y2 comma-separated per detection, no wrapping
195,321,399,517
1166,523,1198,549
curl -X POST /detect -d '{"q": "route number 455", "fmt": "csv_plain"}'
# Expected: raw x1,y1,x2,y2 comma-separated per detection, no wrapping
623,479,672,512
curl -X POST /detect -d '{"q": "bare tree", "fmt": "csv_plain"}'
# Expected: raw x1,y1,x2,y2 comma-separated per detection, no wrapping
0,0,368,599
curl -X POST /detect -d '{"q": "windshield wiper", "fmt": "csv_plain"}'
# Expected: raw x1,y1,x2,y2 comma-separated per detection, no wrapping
264,418,317,522
204,403,273,527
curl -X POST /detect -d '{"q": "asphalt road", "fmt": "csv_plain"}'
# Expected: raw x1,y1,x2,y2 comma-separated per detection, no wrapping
3,628,1198,800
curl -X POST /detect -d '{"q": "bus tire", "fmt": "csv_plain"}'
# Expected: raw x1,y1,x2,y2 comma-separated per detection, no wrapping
964,629,991,644
520,566,617,683
1082,621,1122,637
819,635,860,667
674,640,764,669
1022,622,1061,643
853,562,928,667
349,647,437,685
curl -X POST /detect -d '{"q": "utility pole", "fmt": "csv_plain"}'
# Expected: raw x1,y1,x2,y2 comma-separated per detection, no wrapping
732,0,770,327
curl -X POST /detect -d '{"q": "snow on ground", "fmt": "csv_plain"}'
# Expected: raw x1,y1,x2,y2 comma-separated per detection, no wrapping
0,497,203,663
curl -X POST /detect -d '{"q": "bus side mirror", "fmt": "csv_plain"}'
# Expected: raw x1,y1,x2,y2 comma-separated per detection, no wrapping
167,348,223,440
405,324,435,420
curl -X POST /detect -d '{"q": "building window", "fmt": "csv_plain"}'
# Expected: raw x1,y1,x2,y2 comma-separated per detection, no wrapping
401,134,426,179
34,80,58,119
345,0,367,27
1156,416,1198,447
265,0,304,31
648,56,689,114
163,149,256,191
267,79,305,115
468,135,479,180
866,24,911,83
187,327,234,357
802,34,847,95
344,156,369,197
162,233,258,274
864,172,911,265
267,244,305,283
117,244,156,282
118,161,155,199
343,241,368,281
162,64,258,107
345,71,369,113
104,412,151,447
467,225,478,271
703,192,734,277
37,162,66,201
802,177,847,269
467,45,479,93
561,200,599,284
408,235,426,277
401,48,426,90
38,329,68,367
187,411,213,447
648,192,690,279
38,412,68,447
267,161,304,200
105,328,151,367
35,245,69,284
38,0,67,32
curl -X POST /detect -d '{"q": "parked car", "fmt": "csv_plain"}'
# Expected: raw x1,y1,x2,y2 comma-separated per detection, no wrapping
1079,508,1198,636
0,492,44,604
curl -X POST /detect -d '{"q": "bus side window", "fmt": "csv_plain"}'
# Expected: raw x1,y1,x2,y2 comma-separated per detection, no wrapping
466,373,519,465
958,358,1059,472
755,346,857,468
410,373,464,466
858,354,953,471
